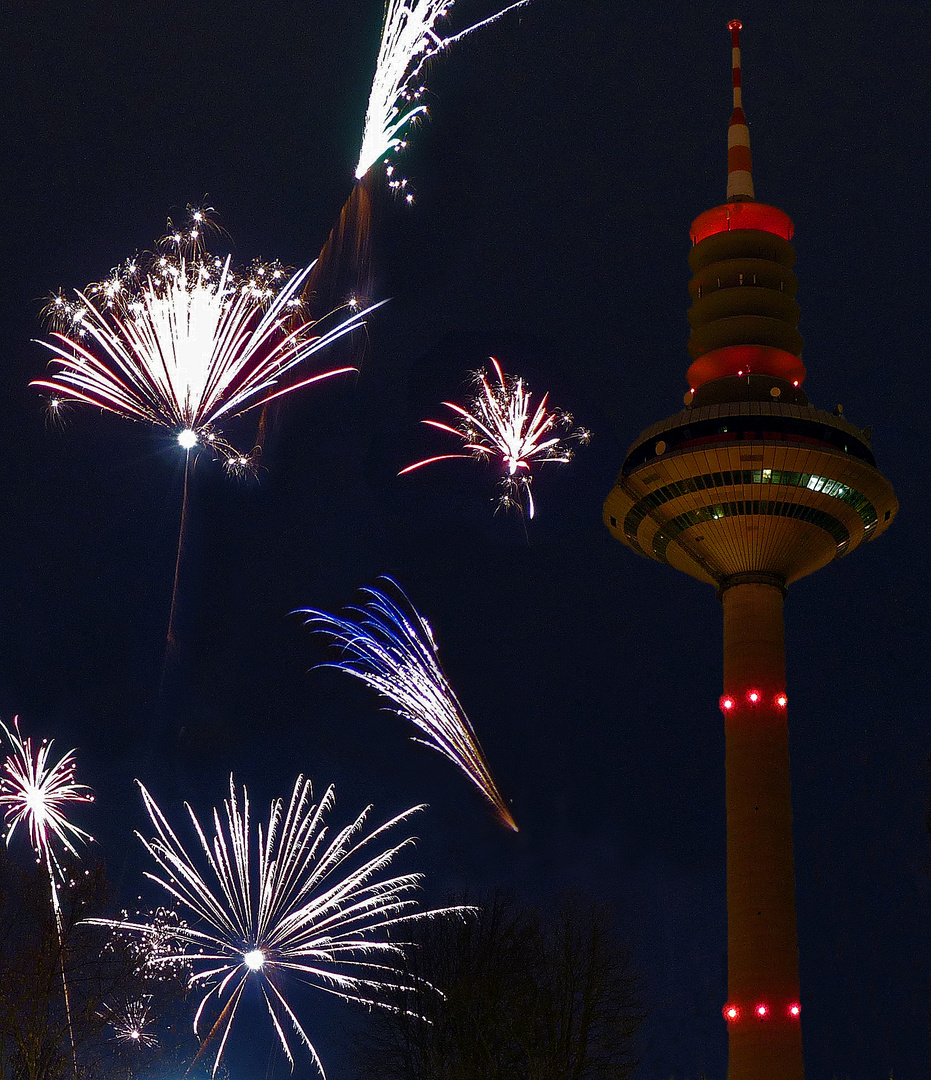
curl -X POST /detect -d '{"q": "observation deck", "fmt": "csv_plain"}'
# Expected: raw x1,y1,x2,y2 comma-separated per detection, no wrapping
604,391,897,587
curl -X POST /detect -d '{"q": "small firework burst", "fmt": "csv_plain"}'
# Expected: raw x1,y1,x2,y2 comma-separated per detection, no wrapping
0,716,94,873
0,716,94,1075
101,997,159,1048
400,358,590,519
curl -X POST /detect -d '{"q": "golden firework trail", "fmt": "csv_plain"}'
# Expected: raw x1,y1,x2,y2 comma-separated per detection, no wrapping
298,578,518,831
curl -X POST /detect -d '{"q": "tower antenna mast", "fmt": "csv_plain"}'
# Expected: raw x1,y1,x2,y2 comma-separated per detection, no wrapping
727,20,754,200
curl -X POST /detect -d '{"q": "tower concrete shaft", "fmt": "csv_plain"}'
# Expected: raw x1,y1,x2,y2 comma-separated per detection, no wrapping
722,577,802,1079
603,20,896,1080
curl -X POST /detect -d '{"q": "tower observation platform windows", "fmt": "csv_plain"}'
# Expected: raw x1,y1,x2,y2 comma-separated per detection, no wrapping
623,413,875,473
621,467,879,543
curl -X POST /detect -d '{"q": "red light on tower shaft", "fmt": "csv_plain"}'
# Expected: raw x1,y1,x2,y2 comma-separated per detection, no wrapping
723,1003,740,1021
788,1002,801,1018
721,688,789,711
755,1003,769,1019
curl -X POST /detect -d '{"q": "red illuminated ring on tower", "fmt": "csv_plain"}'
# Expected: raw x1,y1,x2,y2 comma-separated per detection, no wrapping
722,1003,740,1022
754,1003,769,1019
719,694,736,713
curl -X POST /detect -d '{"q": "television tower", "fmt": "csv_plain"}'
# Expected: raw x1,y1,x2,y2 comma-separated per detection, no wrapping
603,22,897,1080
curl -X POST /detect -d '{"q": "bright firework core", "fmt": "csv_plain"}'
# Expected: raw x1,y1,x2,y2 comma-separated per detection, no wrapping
177,429,198,449
243,948,265,971
24,786,47,821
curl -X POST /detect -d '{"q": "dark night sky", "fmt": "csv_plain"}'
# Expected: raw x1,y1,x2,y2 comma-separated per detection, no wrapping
2,1,930,1077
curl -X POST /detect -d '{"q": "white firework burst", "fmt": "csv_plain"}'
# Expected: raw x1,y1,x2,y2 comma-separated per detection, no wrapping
102,997,159,1048
32,210,383,465
86,776,467,1078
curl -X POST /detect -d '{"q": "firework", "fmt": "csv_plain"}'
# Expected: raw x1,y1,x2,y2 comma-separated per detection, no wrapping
31,210,384,468
0,717,94,870
86,777,466,1078
0,716,95,1077
356,0,533,184
399,357,590,519
103,904,193,984
297,579,517,831
307,1,530,339
101,997,159,1048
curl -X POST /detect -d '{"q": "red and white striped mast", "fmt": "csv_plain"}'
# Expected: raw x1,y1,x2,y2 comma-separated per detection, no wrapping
727,20,755,201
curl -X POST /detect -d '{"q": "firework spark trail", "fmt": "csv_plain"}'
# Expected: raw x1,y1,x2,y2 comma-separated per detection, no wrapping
297,579,517,831
161,444,194,679
300,174,376,329
103,904,193,984
86,777,468,1078
304,1,529,345
307,0,531,311
355,0,533,182
399,357,590,519
0,717,95,1078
